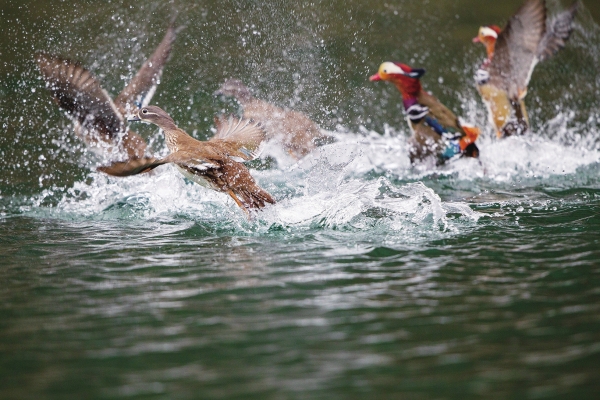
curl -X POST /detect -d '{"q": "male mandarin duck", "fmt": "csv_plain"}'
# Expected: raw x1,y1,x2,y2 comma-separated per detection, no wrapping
370,62,480,165
215,79,330,160
36,22,181,161
98,106,275,214
473,0,579,137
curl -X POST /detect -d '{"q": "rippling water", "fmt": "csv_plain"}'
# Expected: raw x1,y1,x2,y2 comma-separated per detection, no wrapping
2,0,600,398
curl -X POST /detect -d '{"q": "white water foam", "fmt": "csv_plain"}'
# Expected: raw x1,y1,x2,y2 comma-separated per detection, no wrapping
24,136,483,239
309,117,600,184
24,111,600,237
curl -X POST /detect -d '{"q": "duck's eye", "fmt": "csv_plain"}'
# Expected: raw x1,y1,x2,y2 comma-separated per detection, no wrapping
383,70,387,73
142,109,148,114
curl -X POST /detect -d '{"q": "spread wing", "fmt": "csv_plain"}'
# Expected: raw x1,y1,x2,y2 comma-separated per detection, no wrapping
209,115,267,161
97,156,165,176
489,0,546,98
36,52,125,137
114,21,182,115
97,152,218,177
537,1,579,62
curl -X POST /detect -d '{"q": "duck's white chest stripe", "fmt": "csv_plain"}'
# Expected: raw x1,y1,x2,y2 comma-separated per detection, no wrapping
175,165,216,190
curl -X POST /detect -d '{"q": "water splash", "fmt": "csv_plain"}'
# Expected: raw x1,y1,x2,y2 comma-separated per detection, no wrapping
14,136,484,243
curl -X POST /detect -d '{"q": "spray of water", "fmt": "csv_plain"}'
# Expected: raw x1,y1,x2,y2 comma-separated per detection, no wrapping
2,0,600,240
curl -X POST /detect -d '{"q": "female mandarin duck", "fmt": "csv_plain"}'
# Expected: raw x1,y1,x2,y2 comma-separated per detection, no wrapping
98,106,275,214
215,79,330,160
36,22,181,161
473,0,579,137
370,62,480,166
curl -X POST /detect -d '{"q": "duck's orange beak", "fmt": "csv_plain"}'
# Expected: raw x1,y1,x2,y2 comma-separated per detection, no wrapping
369,73,382,81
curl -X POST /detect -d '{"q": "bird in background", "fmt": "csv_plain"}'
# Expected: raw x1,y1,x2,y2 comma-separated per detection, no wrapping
98,106,275,214
370,62,480,166
215,79,330,160
36,21,181,161
473,0,579,137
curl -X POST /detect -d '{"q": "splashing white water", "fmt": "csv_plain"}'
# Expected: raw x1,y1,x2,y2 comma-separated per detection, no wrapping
21,113,600,239
22,133,485,239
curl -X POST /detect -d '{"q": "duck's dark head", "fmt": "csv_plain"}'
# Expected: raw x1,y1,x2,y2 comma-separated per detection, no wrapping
128,105,176,128
369,62,425,100
214,79,252,102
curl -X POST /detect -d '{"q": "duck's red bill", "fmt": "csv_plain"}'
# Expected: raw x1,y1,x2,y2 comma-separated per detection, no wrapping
369,73,381,81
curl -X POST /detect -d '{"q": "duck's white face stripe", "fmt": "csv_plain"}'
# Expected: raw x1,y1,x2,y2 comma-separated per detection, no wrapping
480,27,498,39
380,62,406,76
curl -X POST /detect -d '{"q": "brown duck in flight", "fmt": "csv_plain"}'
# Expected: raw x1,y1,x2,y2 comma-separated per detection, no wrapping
473,0,579,137
98,106,276,213
36,22,180,160
215,79,329,160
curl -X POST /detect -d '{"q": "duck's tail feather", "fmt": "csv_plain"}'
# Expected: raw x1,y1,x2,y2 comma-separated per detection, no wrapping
228,185,275,212
501,100,530,137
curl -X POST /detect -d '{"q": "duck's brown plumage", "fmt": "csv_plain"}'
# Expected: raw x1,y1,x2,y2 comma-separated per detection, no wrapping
487,0,547,99
476,0,578,137
36,23,180,159
98,106,275,212
215,79,327,160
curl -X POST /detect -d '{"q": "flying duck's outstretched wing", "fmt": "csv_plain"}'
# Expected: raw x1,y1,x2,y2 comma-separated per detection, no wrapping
97,151,219,177
210,116,267,161
537,1,579,62
97,156,165,176
488,0,546,98
36,52,125,137
114,21,181,115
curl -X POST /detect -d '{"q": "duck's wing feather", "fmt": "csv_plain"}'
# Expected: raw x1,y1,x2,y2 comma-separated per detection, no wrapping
416,91,461,132
97,156,166,176
209,115,267,161
98,150,221,177
489,0,546,98
36,52,125,137
169,151,220,171
537,1,579,62
114,21,181,115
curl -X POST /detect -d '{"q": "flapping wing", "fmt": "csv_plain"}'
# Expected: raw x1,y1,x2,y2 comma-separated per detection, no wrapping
169,151,220,171
97,156,165,176
114,21,182,114
538,1,579,62
209,115,267,161
36,52,124,137
489,0,546,98
98,151,219,177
